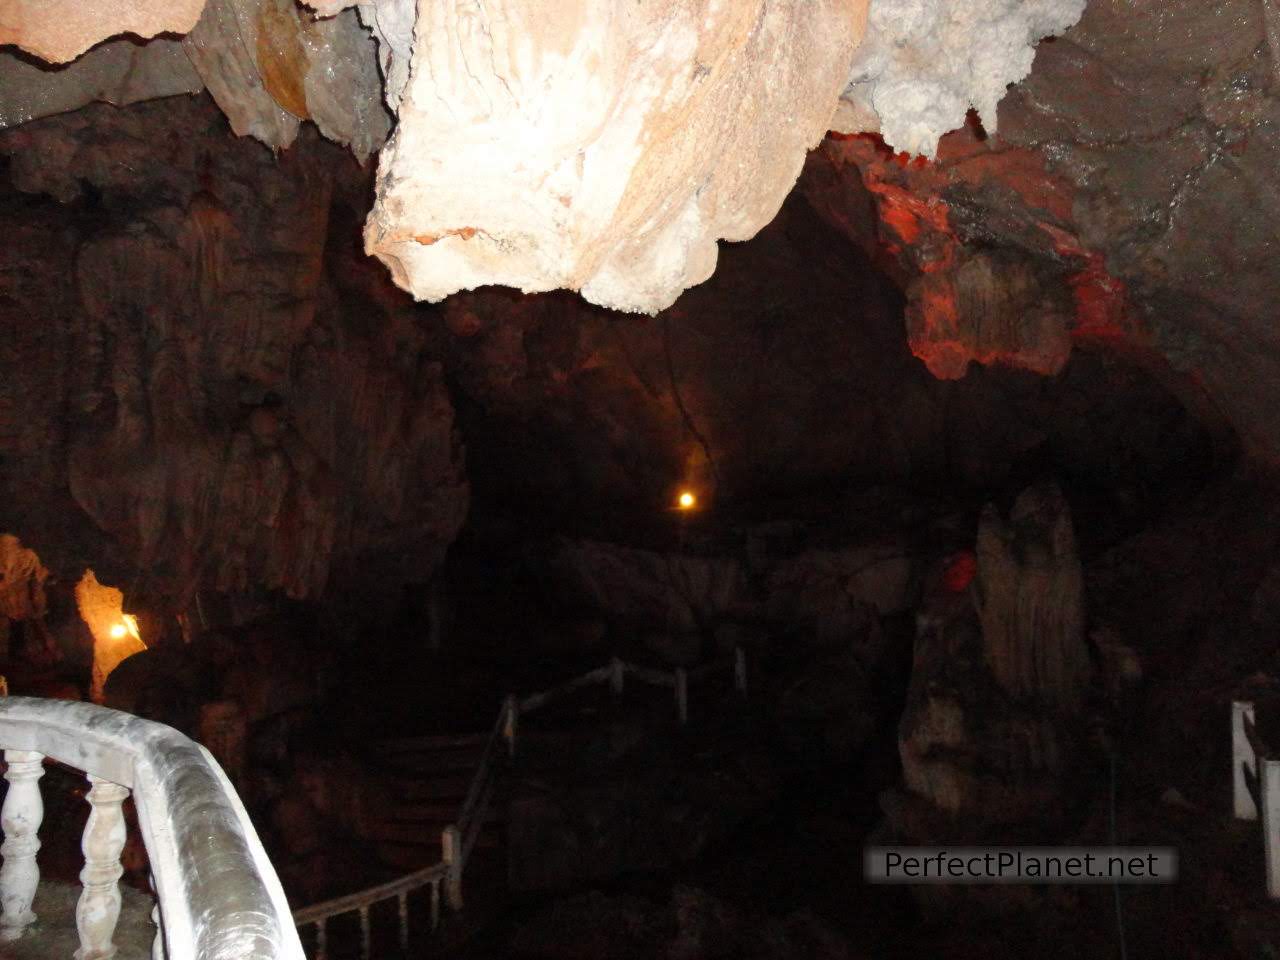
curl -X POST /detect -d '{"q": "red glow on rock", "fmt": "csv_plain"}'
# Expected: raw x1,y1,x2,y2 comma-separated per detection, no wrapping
943,551,977,593
863,179,951,248
1038,221,1133,342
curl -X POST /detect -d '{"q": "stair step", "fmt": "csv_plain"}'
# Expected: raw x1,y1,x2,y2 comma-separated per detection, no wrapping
374,834,502,870
374,733,492,753
382,756,490,777
369,822,446,846
377,803,505,825
384,776,475,801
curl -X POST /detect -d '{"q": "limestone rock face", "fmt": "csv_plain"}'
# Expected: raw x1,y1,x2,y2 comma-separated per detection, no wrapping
0,535,47,622
183,0,390,159
837,0,1086,158
0,0,205,64
974,484,1090,713
998,0,1280,461
359,0,866,314
0,0,388,161
0,38,203,130
896,486,1091,828
0,97,467,611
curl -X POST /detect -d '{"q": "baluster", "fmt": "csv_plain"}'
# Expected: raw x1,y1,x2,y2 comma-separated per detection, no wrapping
0,750,44,942
442,825,463,910
503,695,519,760
358,904,371,960
398,891,409,953
76,776,129,960
430,878,440,931
674,668,688,725
314,918,327,960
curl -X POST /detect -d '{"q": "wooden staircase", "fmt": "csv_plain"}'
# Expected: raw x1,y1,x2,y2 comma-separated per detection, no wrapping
366,733,507,873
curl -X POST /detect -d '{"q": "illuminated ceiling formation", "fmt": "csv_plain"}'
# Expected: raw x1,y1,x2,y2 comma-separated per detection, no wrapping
0,0,1086,313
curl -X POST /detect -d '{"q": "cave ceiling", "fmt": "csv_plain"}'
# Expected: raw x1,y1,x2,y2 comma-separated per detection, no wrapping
1,0,1094,313
4,0,1275,458
2,0,1279,566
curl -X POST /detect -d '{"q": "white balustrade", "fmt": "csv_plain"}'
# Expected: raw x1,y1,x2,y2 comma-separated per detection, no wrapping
0,697,303,960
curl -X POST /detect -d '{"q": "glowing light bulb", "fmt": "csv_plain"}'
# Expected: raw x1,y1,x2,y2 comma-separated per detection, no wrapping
109,623,127,639
677,490,696,511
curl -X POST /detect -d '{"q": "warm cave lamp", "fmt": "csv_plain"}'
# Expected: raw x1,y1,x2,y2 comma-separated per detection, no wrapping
108,615,141,642
677,490,697,511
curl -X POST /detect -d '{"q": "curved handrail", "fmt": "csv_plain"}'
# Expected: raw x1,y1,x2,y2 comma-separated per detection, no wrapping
0,697,304,960
292,861,446,927
290,648,750,946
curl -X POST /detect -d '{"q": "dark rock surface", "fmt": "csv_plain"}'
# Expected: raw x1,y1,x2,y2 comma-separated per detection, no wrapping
0,95,467,620
511,886,858,960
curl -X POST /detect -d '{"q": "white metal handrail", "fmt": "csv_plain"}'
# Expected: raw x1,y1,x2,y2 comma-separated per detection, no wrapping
0,696,304,960
1232,700,1280,898
291,649,749,957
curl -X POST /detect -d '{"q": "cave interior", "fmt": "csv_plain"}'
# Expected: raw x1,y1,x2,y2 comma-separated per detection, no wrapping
4,1,1280,958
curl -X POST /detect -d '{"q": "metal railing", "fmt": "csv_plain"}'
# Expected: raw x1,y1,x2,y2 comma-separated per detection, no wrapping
1232,700,1280,898
293,648,748,956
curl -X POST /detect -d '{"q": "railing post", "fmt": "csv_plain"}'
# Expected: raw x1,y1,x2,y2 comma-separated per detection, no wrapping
1264,758,1280,899
358,904,371,960
0,749,44,942
76,775,130,960
503,695,519,760
442,824,464,911
675,668,688,726
397,890,410,954
1235,701,1258,820
610,657,625,696
313,919,327,960
734,647,747,696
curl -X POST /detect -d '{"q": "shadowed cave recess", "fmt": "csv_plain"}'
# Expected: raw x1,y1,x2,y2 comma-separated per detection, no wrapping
5,1,1280,958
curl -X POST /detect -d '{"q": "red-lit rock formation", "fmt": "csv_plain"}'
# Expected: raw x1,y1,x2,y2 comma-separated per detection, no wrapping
806,0,1280,463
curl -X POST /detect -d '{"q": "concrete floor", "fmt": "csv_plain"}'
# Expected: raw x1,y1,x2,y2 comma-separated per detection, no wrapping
0,881,155,960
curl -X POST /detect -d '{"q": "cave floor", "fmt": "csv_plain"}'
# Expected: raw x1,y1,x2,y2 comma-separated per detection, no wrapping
0,881,154,960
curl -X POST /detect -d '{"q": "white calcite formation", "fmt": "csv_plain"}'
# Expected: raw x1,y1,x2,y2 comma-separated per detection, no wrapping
336,0,866,314
837,0,1086,158
4,0,1088,310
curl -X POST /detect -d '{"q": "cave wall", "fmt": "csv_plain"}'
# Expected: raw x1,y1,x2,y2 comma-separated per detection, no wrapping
3,0,1278,475
810,0,1280,464
437,163,1223,544
0,87,1225,636
0,96,467,619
